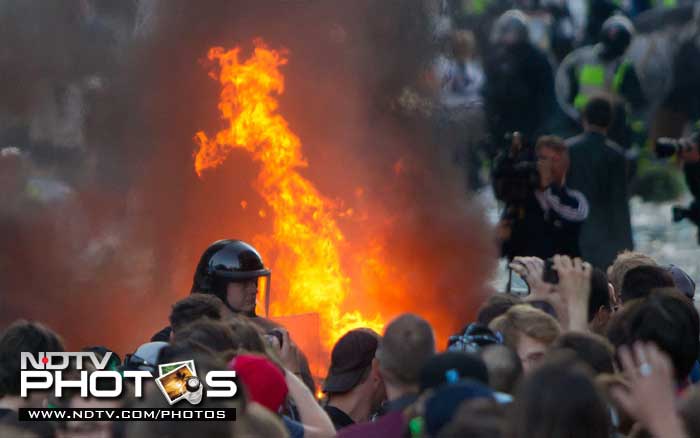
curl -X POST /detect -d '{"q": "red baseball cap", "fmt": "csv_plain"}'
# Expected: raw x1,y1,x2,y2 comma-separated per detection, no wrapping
228,354,288,412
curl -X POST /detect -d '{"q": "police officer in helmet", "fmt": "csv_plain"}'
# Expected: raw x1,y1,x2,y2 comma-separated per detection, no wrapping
556,14,646,150
150,239,272,342
191,239,271,317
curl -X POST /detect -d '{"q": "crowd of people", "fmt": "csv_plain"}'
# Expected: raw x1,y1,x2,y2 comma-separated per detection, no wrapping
431,0,700,263
1,238,699,438
3,1,700,437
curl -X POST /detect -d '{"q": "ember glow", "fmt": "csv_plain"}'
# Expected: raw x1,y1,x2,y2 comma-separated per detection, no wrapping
194,40,385,349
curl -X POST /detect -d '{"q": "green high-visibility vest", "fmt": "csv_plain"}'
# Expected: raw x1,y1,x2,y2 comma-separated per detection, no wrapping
653,0,677,8
574,61,632,110
460,0,490,16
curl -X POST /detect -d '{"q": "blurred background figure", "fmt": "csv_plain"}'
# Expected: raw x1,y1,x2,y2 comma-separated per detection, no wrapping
483,10,556,158
433,29,487,189
556,15,647,152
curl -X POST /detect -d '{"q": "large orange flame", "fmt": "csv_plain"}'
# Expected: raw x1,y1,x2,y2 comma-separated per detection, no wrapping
194,40,383,350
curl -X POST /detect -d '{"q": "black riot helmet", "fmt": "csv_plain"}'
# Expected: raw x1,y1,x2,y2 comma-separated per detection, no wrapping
599,15,634,60
490,9,530,47
191,240,271,316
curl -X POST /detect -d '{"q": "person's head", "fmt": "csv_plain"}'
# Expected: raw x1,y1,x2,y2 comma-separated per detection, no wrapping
477,294,522,326
550,332,615,375
589,267,613,333
598,15,634,60
437,398,505,438
424,380,496,437
0,320,64,399
491,10,529,46
619,265,675,303
175,319,240,354
505,356,610,438
480,345,523,394
191,239,271,316
607,251,657,300
447,323,502,354
451,30,476,61
607,289,700,383
420,352,489,392
489,305,561,373
375,314,435,395
169,294,224,337
225,315,267,354
228,354,288,413
582,95,614,131
323,328,384,413
536,135,569,187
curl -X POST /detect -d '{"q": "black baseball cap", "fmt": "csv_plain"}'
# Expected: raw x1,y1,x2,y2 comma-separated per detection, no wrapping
323,329,380,394
419,351,489,392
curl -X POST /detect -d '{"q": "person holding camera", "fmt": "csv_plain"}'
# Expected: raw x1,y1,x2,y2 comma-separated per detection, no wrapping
498,135,589,260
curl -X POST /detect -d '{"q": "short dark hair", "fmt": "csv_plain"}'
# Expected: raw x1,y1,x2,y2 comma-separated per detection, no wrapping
607,289,700,382
169,294,224,334
477,294,522,326
0,320,64,396
175,319,239,354
588,268,611,321
550,332,615,375
620,265,675,303
505,355,610,438
582,95,613,128
376,313,435,385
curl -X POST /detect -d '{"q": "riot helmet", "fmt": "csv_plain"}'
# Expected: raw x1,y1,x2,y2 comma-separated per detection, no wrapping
490,10,530,47
191,239,271,316
599,15,634,60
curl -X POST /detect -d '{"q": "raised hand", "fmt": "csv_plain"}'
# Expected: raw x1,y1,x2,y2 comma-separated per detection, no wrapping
611,342,687,438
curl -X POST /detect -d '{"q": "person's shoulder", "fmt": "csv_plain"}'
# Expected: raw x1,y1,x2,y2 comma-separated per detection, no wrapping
561,45,594,65
565,134,587,149
603,138,625,157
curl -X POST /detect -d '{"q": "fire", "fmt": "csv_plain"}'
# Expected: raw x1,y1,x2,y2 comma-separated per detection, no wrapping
194,40,384,349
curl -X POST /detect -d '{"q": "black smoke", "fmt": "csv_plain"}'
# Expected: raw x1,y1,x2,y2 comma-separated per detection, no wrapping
0,0,496,354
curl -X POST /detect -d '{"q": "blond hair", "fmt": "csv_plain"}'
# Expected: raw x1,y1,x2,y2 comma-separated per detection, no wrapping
489,305,561,349
607,251,657,294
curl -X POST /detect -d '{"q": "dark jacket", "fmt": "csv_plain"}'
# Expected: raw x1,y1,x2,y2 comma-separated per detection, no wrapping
502,184,589,260
566,131,633,268
483,41,555,154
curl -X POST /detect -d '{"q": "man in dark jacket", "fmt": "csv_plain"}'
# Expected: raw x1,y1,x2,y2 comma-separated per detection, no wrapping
566,96,633,269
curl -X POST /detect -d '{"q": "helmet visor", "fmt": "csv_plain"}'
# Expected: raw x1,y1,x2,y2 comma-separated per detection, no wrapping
254,273,272,317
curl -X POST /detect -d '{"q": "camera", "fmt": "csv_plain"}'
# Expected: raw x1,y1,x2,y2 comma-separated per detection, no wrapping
671,200,700,244
655,132,700,159
492,132,540,205
542,258,559,284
